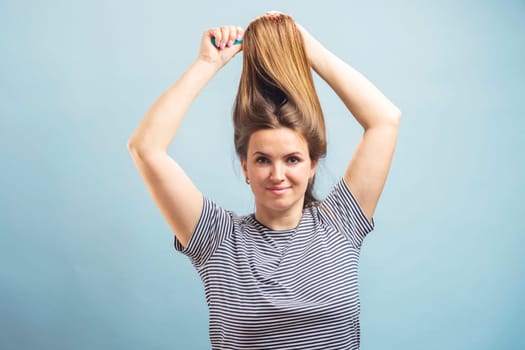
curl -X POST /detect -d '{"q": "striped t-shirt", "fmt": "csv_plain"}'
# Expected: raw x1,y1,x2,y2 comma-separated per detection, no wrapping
174,178,374,349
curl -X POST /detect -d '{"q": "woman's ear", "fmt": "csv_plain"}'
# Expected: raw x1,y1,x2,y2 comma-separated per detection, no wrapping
241,158,248,179
310,159,318,178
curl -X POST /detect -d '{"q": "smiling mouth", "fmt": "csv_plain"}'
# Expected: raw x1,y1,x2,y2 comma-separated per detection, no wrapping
267,187,290,195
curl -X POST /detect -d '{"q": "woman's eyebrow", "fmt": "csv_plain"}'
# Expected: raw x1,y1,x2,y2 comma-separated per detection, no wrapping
252,151,304,157
252,151,270,156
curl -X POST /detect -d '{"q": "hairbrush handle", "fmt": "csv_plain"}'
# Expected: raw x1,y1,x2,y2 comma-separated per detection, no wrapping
211,37,243,46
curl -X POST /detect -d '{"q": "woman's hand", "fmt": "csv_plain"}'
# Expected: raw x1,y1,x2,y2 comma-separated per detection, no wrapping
295,23,325,71
198,25,244,68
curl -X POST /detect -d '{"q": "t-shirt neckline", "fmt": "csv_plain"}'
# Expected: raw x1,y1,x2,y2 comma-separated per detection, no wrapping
247,212,304,235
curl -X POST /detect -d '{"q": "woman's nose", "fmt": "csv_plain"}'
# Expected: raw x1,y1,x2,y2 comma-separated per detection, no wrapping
270,163,285,182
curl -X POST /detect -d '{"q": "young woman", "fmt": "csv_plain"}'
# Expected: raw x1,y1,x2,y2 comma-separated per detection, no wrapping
128,11,400,350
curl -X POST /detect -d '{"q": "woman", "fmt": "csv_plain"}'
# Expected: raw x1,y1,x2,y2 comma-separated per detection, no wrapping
128,11,400,350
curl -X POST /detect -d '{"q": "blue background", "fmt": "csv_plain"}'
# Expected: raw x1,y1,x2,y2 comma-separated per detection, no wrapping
1,0,524,349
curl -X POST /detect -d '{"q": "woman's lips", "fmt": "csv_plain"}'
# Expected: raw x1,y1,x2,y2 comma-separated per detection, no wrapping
267,187,290,195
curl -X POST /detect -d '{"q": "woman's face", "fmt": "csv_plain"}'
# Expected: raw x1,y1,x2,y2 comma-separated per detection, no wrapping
241,127,317,216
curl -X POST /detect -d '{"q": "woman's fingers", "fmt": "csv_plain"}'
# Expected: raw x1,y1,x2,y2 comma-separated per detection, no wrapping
266,10,284,17
226,25,236,47
211,25,243,50
219,26,230,49
236,26,244,41
209,27,221,48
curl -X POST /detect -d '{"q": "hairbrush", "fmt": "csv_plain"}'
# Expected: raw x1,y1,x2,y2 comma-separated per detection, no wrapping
211,37,243,46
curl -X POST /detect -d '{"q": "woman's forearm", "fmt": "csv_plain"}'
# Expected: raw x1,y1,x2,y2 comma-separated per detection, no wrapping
128,59,221,155
303,29,401,129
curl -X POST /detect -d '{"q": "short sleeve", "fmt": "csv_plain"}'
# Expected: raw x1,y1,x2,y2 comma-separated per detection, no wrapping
174,196,235,268
318,178,375,249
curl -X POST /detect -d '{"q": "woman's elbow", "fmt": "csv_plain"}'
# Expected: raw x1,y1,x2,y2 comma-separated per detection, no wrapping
392,107,402,126
127,139,152,160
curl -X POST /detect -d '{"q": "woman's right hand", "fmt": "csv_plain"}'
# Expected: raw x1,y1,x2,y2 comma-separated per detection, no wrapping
198,25,244,68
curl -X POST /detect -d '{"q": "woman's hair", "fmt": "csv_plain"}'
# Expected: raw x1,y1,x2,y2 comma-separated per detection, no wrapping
233,13,327,207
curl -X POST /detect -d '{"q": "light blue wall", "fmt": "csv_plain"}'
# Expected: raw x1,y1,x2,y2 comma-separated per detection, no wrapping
1,0,524,349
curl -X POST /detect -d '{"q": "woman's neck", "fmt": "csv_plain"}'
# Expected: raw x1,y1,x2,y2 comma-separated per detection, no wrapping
254,203,303,231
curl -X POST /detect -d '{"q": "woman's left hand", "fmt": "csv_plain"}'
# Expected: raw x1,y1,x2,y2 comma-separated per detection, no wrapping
198,25,244,68
295,22,325,71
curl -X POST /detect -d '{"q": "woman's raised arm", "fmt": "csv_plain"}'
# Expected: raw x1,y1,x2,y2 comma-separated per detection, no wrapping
127,26,243,248
298,24,401,222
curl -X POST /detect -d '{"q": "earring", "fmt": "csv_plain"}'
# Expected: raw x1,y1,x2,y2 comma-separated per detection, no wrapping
245,178,250,185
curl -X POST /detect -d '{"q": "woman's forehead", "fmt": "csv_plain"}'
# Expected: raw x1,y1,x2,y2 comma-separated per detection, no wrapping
248,128,308,155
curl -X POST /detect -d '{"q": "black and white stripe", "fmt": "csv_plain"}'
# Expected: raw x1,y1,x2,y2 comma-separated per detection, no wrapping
175,178,374,349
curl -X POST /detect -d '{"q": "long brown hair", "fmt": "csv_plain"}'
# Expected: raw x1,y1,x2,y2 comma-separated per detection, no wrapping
233,13,327,207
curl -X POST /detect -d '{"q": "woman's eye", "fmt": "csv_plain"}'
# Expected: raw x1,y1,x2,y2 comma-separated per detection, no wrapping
287,156,300,164
256,157,269,164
